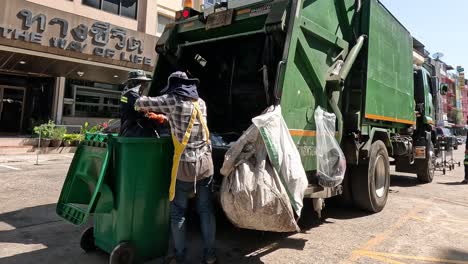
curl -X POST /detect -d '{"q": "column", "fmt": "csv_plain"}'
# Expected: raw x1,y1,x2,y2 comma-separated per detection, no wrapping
53,77,66,125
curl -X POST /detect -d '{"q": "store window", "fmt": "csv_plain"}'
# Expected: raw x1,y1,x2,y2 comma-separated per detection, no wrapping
83,0,138,19
157,15,174,34
63,80,123,118
83,0,101,8
102,0,120,15
121,0,138,19
204,0,216,7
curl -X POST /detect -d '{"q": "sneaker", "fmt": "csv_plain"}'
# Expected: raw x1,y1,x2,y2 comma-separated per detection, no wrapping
204,256,217,264
164,255,186,264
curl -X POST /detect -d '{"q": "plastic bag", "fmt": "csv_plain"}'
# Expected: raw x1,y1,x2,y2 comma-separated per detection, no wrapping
220,106,308,232
220,123,300,232
252,106,308,216
314,107,346,188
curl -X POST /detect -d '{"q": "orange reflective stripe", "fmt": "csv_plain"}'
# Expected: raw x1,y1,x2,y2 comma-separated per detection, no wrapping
365,113,416,125
289,129,316,137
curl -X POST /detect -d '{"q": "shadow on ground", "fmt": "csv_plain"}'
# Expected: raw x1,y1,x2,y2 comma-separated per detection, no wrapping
0,203,311,264
0,198,375,263
438,181,467,186
390,174,420,187
440,248,468,261
0,204,99,264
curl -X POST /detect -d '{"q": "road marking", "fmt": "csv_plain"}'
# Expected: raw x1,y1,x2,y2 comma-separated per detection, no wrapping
433,197,468,208
0,164,21,171
354,250,468,264
62,154,74,159
362,253,407,264
346,203,431,263
412,215,468,225
411,216,468,238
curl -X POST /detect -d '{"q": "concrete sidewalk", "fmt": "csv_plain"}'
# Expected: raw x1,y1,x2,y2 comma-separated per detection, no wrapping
0,137,77,155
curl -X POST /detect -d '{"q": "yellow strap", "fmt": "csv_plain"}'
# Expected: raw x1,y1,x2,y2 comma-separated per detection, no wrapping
193,101,210,143
120,96,128,103
169,102,200,201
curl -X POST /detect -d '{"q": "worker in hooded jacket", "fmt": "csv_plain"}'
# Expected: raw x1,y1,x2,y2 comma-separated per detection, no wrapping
119,70,166,137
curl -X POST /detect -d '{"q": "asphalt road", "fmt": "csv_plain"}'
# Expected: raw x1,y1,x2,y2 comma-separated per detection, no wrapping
0,149,467,264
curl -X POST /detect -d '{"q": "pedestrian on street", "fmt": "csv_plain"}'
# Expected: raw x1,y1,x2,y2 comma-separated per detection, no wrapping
463,131,468,184
135,71,216,264
119,70,166,137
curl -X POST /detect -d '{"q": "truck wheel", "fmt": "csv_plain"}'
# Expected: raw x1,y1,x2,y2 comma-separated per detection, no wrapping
351,141,390,213
110,242,135,264
80,227,96,252
417,143,435,184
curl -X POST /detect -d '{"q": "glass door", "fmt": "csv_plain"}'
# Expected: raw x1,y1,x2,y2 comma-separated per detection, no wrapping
0,86,26,133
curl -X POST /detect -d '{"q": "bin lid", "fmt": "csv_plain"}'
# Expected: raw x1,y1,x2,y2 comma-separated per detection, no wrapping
56,134,112,225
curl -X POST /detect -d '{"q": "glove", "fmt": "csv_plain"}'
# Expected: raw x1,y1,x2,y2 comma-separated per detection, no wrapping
146,112,167,124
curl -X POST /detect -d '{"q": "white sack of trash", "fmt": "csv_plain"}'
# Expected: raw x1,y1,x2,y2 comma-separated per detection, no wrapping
220,106,308,232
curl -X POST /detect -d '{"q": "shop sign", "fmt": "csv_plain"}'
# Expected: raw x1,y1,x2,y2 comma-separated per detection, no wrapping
459,72,465,91
0,9,153,66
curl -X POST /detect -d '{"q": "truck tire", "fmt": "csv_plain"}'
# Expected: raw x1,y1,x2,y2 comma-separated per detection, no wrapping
351,141,390,213
417,142,434,184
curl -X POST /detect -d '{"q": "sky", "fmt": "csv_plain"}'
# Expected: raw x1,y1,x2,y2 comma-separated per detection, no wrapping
379,0,468,69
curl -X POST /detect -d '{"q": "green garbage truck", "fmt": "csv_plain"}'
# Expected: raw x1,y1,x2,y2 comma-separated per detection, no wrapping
153,0,435,215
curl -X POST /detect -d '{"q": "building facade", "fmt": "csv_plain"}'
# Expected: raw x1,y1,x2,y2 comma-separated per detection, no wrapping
0,0,182,134
462,77,468,124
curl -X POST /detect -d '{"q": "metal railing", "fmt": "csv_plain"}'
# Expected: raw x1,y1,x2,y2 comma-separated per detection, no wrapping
36,124,83,165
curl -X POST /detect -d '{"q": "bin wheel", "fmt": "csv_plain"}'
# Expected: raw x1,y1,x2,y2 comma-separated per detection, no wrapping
80,227,96,252
110,242,135,264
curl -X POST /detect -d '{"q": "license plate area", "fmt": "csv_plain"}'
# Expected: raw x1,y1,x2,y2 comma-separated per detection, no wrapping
206,9,234,30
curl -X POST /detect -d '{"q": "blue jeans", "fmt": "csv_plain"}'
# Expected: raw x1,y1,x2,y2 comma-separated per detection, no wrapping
465,164,468,180
170,177,216,262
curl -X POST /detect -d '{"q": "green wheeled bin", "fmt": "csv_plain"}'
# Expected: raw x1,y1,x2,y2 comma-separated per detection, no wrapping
56,133,173,264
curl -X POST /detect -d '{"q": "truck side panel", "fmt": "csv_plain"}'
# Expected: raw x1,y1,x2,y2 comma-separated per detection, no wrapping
362,0,415,126
280,0,355,171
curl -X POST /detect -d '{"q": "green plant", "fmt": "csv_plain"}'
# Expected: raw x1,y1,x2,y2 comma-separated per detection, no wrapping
50,127,67,140
81,121,110,134
81,122,100,134
63,134,84,142
33,120,55,139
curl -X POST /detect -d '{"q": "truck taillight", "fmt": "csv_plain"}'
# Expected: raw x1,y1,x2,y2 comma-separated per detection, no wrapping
175,7,200,21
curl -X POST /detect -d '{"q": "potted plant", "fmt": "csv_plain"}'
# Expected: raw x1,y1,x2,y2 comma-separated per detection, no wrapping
33,120,55,148
72,134,84,146
50,126,67,148
63,133,84,147
63,134,73,147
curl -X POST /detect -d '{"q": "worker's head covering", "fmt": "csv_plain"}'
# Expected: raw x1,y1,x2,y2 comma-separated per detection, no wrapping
127,70,152,82
160,71,200,100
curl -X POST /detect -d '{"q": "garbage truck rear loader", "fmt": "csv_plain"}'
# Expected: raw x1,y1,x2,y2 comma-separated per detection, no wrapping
154,0,435,216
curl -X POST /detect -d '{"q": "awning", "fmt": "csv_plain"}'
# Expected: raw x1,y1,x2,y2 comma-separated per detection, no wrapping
0,44,153,84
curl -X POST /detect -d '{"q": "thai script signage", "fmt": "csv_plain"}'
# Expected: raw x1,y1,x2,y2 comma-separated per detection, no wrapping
0,9,153,66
